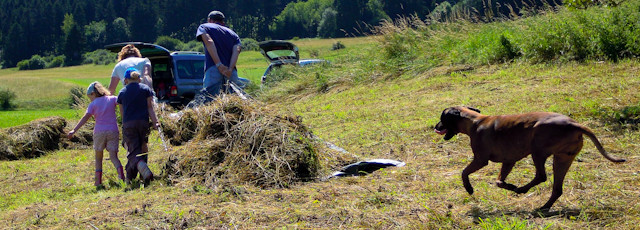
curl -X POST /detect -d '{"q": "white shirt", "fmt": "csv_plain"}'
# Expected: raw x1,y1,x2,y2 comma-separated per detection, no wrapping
111,57,152,87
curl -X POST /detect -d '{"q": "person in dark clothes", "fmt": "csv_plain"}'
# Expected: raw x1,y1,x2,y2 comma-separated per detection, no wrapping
117,67,159,186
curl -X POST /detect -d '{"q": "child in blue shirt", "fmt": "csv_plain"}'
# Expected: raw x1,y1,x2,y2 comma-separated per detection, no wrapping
117,68,159,186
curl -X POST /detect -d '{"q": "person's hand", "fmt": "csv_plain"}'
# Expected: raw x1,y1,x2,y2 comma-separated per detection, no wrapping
217,64,229,76
222,68,233,78
67,130,75,139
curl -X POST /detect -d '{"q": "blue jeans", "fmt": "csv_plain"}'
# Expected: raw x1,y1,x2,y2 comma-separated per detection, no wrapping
204,67,245,97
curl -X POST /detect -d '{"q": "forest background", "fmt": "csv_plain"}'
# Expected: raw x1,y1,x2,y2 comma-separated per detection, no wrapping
0,0,557,69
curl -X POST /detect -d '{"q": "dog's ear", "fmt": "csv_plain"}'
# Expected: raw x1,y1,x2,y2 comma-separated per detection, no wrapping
465,106,481,113
442,107,462,123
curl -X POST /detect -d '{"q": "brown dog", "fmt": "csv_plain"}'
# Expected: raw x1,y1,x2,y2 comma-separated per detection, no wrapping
434,106,625,211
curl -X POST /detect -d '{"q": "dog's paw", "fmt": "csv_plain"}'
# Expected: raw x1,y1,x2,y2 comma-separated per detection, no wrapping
514,187,530,194
496,181,517,191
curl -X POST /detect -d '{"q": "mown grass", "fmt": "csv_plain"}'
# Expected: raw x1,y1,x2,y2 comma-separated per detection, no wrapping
2,59,639,228
0,37,363,127
2,4,640,228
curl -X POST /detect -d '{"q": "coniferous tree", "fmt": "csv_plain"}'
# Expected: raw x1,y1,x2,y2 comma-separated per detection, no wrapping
2,23,29,68
62,14,85,66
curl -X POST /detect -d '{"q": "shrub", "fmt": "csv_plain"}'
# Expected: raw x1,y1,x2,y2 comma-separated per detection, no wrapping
331,41,345,50
177,40,204,52
16,60,29,70
17,55,46,70
82,49,115,65
46,55,65,68
242,38,259,51
0,87,16,110
156,36,183,51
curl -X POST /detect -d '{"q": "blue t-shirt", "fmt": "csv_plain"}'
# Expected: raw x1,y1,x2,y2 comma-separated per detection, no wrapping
196,23,241,71
117,82,155,123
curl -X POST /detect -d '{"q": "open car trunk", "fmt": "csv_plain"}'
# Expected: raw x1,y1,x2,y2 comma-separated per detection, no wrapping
258,40,299,65
104,42,175,102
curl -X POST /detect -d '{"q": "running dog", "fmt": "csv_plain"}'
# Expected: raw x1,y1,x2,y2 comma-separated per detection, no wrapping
434,106,625,211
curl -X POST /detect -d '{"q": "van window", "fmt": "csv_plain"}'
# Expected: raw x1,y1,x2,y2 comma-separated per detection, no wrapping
176,60,205,79
154,63,167,72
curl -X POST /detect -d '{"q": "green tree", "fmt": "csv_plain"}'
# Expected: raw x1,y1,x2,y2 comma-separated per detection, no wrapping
335,0,367,36
317,8,338,38
365,0,390,25
2,23,29,68
271,0,334,39
84,21,107,51
107,17,131,43
128,0,158,42
62,14,84,66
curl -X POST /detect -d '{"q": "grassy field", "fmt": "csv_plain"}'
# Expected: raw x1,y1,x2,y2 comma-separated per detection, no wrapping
2,6,640,228
0,37,364,128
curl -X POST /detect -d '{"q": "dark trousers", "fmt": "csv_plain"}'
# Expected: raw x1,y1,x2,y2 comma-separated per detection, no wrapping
122,120,150,180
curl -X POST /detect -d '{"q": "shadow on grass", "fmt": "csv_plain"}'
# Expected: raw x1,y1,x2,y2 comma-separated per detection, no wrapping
469,205,624,223
591,105,640,132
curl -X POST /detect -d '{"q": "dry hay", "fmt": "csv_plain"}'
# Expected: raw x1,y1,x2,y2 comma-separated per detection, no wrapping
0,117,67,160
159,96,352,188
61,121,94,149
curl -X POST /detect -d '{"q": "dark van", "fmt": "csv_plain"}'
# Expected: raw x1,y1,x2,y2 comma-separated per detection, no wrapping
105,42,204,106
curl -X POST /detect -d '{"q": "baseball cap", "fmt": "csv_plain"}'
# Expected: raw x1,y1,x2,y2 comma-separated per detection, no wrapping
86,82,97,95
208,11,225,21
124,67,139,80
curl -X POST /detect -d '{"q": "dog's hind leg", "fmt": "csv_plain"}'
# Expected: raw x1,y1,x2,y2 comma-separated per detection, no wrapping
496,162,518,191
538,153,576,211
462,159,488,195
515,152,549,194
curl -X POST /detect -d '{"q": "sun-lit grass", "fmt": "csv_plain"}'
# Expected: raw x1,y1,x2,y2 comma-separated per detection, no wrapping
0,109,82,128
3,6,640,228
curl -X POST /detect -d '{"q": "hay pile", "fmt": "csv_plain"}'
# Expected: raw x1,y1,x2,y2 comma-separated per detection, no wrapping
0,117,67,160
160,96,346,188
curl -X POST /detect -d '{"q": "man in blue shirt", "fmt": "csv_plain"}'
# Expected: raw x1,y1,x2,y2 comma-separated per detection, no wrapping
117,68,159,186
196,10,244,97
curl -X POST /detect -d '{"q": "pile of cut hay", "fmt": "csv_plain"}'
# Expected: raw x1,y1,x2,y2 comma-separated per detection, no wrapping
159,96,353,188
0,117,67,160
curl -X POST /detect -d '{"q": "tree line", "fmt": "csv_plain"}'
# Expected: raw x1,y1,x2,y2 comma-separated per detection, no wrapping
0,0,559,68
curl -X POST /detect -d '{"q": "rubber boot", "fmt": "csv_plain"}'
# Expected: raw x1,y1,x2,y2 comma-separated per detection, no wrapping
117,166,125,181
136,161,153,186
95,170,104,190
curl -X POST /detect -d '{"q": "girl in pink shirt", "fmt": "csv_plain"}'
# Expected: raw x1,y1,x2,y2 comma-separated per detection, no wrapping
68,82,125,189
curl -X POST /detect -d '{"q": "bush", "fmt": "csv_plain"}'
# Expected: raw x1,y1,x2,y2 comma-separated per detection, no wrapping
82,49,115,65
0,87,16,110
16,60,29,70
242,38,259,51
17,55,46,70
156,36,183,51
331,41,345,50
177,40,204,52
46,55,65,68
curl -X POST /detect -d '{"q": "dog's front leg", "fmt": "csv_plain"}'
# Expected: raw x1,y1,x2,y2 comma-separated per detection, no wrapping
496,162,518,191
461,158,488,195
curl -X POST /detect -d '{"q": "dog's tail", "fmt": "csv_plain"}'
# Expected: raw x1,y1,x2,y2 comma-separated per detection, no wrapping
576,124,626,163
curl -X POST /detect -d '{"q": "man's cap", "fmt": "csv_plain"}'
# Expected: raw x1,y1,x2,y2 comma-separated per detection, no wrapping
208,11,225,21
124,67,139,80
86,82,97,95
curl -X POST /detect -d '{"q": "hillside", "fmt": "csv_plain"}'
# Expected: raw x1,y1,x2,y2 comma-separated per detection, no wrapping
2,4,640,229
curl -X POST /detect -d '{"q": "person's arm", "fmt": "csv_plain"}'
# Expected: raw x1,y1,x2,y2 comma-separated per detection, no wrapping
147,96,159,130
224,44,242,77
118,104,124,122
143,63,153,87
108,76,120,95
201,33,229,74
67,112,92,139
